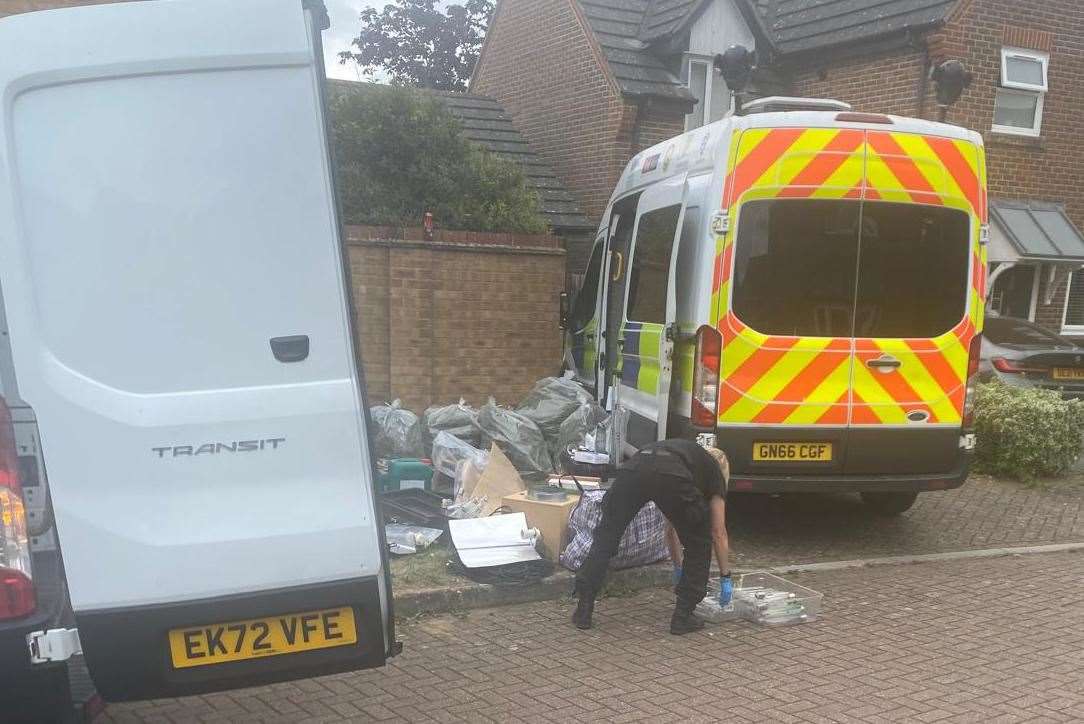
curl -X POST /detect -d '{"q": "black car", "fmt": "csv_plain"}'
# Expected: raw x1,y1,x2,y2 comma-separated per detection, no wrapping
978,315,1084,398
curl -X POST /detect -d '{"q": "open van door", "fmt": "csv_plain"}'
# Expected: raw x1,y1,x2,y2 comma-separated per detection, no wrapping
0,0,393,701
613,176,687,448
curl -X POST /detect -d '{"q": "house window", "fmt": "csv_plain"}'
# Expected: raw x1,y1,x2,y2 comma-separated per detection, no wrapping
1061,268,1084,333
684,57,712,130
992,47,1048,137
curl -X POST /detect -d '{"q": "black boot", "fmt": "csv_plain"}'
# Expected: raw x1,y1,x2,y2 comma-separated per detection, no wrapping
572,593,595,630
670,608,704,635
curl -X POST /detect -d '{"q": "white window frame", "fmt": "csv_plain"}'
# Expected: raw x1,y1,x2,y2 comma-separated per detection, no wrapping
1059,266,1084,334
684,55,712,131
992,47,1048,138
1000,47,1048,91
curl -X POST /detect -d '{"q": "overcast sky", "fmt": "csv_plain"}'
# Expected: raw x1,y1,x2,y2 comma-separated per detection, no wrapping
323,0,372,81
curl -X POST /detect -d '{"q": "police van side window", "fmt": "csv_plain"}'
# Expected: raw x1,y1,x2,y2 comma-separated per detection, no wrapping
626,205,682,324
571,242,604,330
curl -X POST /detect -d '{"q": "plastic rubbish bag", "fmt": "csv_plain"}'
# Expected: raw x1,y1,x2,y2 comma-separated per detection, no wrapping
516,377,593,445
555,402,608,460
432,431,489,481
385,524,443,555
370,400,424,459
444,496,486,520
473,399,554,480
424,399,479,446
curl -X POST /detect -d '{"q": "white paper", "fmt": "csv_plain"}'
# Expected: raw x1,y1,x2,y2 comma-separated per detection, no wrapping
448,513,542,568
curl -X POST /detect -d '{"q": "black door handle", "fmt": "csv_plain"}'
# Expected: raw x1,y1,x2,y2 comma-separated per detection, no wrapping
270,335,310,363
866,355,901,370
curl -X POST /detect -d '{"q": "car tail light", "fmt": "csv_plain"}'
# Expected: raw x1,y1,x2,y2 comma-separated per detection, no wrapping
991,357,1045,374
0,397,34,620
962,335,983,429
691,325,722,428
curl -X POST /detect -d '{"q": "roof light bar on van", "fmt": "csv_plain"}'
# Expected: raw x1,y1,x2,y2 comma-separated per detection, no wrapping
0,397,34,621
692,325,723,428
836,112,893,124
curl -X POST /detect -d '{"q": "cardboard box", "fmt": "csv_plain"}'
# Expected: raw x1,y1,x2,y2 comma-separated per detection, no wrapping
501,490,580,562
546,473,601,491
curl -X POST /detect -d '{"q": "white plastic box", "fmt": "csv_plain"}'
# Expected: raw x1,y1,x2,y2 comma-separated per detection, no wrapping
733,572,822,626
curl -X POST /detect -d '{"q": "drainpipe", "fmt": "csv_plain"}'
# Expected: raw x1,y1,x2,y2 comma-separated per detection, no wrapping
916,37,931,120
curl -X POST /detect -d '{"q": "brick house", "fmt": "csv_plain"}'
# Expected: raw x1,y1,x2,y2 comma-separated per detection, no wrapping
473,0,1084,336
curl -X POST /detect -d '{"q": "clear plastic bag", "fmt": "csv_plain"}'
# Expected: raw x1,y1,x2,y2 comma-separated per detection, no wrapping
516,377,593,446
554,402,608,461
695,581,743,623
431,431,488,481
423,399,479,446
385,524,444,555
473,398,554,480
370,400,424,459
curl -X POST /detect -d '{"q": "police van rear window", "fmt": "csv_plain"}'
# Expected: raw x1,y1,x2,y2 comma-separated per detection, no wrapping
732,200,970,339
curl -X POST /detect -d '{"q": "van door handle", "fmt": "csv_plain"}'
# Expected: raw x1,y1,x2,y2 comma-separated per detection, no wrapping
866,355,901,371
270,335,310,363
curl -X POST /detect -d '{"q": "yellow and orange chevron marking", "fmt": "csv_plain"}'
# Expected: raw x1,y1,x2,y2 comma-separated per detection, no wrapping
710,125,988,427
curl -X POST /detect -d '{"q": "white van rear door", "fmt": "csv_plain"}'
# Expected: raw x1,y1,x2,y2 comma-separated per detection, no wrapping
0,0,392,700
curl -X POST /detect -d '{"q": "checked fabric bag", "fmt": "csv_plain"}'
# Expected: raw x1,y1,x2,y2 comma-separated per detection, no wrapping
560,490,669,571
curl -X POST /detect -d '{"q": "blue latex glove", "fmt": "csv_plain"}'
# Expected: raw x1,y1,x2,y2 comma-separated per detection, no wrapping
719,574,734,606
672,566,683,586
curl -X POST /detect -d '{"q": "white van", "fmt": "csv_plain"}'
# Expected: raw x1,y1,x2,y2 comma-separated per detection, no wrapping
567,99,988,515
0,0,394,704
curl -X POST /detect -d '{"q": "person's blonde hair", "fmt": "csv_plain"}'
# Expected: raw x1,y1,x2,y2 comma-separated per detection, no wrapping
704,446,730,490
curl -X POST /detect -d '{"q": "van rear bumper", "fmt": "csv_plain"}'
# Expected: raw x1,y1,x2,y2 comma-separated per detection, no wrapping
728,457,970,494
78,576,388,702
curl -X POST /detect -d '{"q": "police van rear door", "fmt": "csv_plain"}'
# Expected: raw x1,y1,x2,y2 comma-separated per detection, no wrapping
615,175,687,447
0,0,392,701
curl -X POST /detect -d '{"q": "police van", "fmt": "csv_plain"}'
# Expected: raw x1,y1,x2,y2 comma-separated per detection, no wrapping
0,0,394,707
566,96,987,515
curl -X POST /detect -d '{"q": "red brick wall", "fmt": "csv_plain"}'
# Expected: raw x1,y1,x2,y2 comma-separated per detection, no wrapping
473,0,624,222
786,0,1084,332
345,226,567,412
473,0,686,231
791,47,928,118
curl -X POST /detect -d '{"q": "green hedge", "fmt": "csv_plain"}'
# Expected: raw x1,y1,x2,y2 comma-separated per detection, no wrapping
972,382,1084,482
329,85,546,234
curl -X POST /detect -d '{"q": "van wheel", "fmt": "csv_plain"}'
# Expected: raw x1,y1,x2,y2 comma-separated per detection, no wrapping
860,491,918,516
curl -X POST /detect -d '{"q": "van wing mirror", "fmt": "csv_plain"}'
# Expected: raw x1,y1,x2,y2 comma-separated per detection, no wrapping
559,292,571,330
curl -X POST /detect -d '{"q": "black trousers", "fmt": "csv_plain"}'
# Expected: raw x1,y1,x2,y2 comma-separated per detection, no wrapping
575,460,712,613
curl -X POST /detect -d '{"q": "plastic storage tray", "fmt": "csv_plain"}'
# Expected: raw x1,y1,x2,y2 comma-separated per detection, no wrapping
733,572,822,626
380,489,450,531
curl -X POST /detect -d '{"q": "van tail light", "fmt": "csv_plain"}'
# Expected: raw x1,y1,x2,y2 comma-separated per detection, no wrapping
0,397,34,620
691,325,722,428
991,357,1044,374
962,335,983,429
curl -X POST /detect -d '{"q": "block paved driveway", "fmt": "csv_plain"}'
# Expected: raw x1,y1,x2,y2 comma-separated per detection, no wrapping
102,550,1084,723
727,475,1084,567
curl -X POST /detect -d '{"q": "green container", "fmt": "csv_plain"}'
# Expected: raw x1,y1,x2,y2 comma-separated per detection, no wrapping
378,458,434,492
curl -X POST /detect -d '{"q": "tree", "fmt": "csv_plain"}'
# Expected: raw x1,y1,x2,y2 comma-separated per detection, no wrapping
338,0,494,92
330,85,546,234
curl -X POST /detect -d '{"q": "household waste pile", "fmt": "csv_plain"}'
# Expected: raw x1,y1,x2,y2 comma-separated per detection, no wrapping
371,376,648,577
370,375,615,491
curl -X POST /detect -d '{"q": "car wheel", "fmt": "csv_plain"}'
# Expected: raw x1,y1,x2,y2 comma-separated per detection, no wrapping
860,491,919,516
